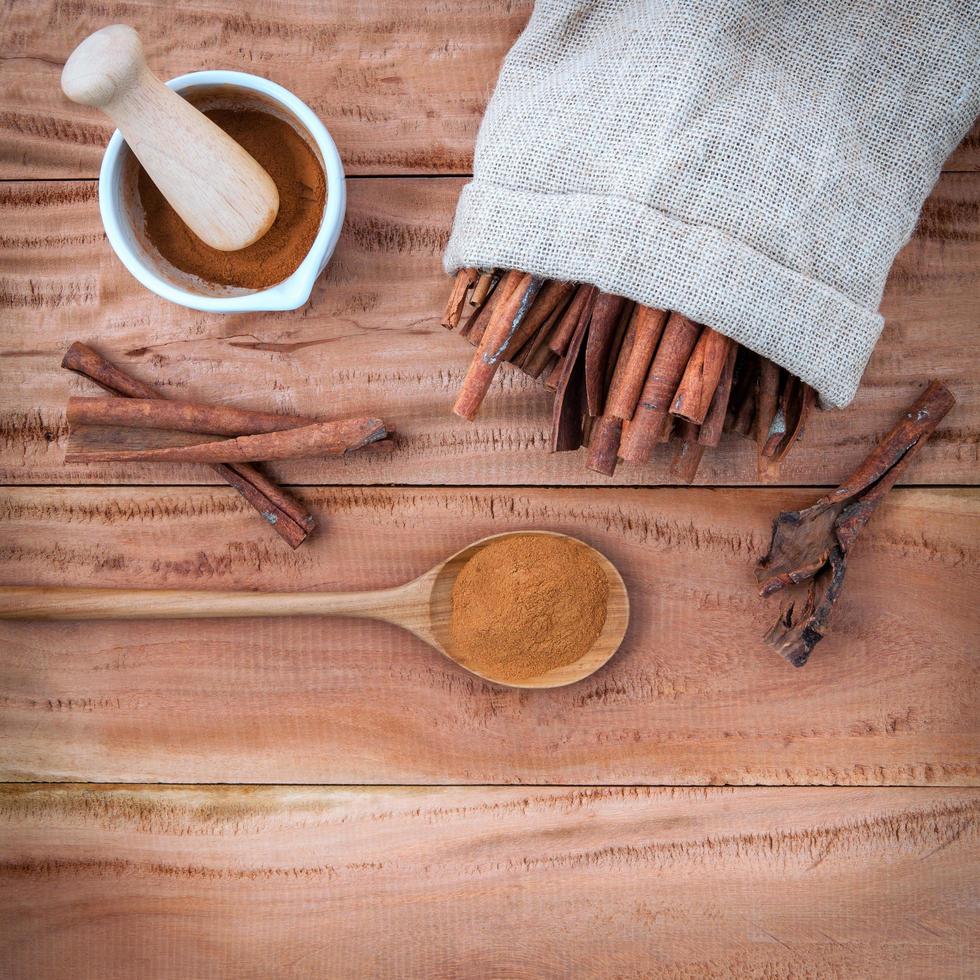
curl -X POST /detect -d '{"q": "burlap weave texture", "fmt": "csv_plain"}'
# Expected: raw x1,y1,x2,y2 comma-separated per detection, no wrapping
445,1,980,407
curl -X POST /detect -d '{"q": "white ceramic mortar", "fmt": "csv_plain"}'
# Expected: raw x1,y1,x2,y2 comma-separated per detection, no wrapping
99,70,345,312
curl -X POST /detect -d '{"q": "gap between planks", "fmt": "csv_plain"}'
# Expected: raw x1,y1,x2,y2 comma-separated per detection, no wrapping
4,781,975,790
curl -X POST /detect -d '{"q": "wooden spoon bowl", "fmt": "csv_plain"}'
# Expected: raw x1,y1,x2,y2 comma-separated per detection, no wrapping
425,531,629,688
0,531,629,689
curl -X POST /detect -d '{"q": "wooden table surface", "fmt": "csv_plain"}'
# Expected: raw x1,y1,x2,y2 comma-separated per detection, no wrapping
1,3,978,977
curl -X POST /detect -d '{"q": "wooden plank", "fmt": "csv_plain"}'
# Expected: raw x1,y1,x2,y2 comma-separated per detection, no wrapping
1,174,978,487
0,0,530,178
0,485,976,785
2,3,975,180
1,784,977,978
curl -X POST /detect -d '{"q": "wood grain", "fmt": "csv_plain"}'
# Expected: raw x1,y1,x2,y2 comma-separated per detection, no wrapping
2,2,975,181
1,784,977,979
0,485,975,785
0,0,530,178
1,174,978,486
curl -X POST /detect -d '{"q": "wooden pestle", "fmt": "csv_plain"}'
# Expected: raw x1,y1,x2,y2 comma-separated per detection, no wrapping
61,24,279,251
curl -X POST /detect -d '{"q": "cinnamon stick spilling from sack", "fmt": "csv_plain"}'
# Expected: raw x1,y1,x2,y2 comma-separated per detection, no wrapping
756,381,955,667
443,268,815,481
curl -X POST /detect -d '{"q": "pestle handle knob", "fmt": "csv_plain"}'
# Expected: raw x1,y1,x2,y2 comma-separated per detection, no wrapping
61,25,279,251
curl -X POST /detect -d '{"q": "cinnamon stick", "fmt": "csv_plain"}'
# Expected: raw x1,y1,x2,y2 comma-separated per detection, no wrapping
506,280,575,361
603,301,636,395
453,272,542,420
63,341,166,402
670,327,734,425
586,416,623,476
544,354,564,392
470,269,496,307
755,358,782,449
669,418,705,484
697,341,738,447
464,271,515,346
67,396,312,436
584,292,626,417
461,292,496,346
760,377,816,465
604,299,639,390
441,267,477,329
549,284,596,357
61,342,314,548
66,416,388,464
517,295,570,374
757,380,955,666
604,305,668,421
551,300,591,452
209,463,311,547
586,305,667,476
619,313,701,463
533,351,559,382
726,347,758,436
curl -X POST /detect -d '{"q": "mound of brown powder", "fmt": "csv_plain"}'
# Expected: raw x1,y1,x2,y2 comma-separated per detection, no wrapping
138,108,325,289
449,534,609,682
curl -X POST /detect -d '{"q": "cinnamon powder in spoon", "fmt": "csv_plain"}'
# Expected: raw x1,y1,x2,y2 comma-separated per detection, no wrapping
138,108,325,289
450,534,609,682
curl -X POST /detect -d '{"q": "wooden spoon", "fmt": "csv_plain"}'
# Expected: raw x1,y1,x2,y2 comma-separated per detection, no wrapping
62,24,279,251
0,532,629,689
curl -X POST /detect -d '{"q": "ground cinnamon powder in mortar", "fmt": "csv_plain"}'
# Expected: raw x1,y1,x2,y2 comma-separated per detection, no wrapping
138,108,325,289
450,534,609,682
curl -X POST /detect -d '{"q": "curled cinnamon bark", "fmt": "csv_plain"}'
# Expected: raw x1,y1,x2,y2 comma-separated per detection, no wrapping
67,396,311,436
517,296,570,375
549,284,596,357
453,272,542,420
543,354,564,391
441,267,477,329
442,272,818,478
755,359,782,454
506,280,575,361
587,305,667,475
757,380,955,666
586,416,623,475
470,269,496,307
669,418,706,483
760,376,816,467
619,313,701,463
551,300,591,452
61,342,315,548
671,328,735,425
66,416,388,464
461,291,496,346
603,300,636,393
584,292,627,417
604,306,668,422
697,341,737,447
726,348,759,436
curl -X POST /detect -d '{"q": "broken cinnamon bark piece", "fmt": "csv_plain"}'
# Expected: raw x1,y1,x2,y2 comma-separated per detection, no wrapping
441,267,478,329
470,269,497,307
756,380,955,666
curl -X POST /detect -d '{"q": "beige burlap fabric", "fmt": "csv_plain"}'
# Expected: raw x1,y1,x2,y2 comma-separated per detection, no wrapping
445,1,980,407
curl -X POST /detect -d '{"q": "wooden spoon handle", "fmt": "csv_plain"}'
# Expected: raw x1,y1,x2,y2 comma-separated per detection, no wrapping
0,586,407,622
61,24,279,251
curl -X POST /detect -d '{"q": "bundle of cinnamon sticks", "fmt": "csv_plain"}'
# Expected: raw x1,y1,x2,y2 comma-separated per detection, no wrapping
62,342,391,548
443,269,815,480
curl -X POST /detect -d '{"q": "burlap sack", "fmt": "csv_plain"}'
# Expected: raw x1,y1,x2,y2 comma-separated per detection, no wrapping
445,1,980,408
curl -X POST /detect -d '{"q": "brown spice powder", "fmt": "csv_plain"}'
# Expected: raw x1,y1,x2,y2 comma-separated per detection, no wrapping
450,534,609,682
138,108,326,289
